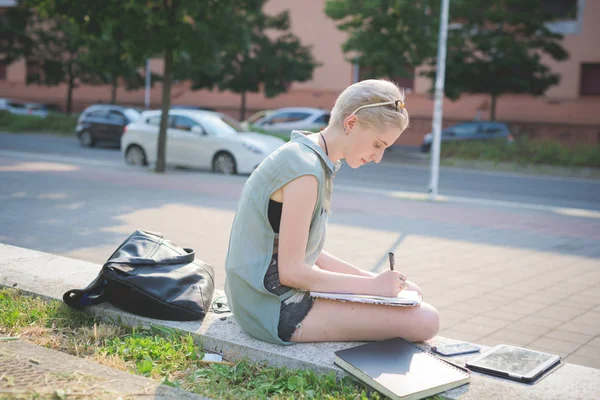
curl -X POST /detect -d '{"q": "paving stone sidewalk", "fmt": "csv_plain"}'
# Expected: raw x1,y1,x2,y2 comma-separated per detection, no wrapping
324,190,600,369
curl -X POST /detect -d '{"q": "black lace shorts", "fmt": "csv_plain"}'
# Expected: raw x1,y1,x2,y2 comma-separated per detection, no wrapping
263,253,314,341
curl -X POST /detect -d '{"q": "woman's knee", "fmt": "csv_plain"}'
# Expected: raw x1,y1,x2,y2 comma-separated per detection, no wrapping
406,303,440,342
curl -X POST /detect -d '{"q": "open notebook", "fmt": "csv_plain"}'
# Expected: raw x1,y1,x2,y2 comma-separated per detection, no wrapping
310,289,422,307
335,338,471,400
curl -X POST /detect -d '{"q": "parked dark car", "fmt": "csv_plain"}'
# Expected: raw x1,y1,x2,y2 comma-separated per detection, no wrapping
421,121,514,152
76,105,141,147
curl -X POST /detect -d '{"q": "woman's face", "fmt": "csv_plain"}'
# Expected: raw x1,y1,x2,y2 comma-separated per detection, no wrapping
344,123,403,168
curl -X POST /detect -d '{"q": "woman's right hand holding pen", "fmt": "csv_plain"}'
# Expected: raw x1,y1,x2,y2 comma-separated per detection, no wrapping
370,270,408,297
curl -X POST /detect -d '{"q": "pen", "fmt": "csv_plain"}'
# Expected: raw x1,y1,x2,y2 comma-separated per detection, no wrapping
388,252,395,271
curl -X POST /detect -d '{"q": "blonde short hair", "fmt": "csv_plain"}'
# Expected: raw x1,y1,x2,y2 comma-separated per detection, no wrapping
330,78,409,133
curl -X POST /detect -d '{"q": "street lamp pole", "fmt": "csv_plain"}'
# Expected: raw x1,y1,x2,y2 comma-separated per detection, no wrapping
144,59,151,110
428,0,450,201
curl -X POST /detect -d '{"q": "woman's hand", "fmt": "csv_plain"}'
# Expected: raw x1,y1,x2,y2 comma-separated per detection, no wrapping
369,270,409,297
403,280,422,295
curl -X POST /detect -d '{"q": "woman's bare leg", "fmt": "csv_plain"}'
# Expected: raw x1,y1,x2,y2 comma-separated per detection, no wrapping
290,299,439,343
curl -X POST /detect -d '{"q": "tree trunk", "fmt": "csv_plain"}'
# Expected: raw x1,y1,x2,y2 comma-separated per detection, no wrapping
155,46,173,174
490,93,497,121
110,76,118,104
240,91,247,121
66,52,75,116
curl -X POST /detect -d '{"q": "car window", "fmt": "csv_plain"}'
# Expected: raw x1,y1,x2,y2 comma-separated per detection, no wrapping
87,109,108,118
265,111,311,124
450,123,479,137
147,115,162,125
8,102,26,109
172,115,199,131
313,113,330,124
25,103,43,111
481,123,506,134
265,112,292,124
198,114,238,136
287,112,312,122
107,110,126,124
146,114,175,127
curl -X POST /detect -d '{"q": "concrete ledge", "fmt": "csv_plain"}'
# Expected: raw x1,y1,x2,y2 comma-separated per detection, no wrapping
1,243,599,399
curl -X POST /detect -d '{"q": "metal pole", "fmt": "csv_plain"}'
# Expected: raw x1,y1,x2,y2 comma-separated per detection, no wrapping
428,0,450,201
144,59,151,110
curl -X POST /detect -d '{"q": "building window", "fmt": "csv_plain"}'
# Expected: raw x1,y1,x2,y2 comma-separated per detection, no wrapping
543,0,579,20
0,62,6,80
544,0,583,34
580,64,600,96
358,65,414,93
26,60,42,82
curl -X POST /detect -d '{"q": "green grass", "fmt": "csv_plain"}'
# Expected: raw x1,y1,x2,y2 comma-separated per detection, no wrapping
0,288,451,400
440,137,600,168
0,110,77,134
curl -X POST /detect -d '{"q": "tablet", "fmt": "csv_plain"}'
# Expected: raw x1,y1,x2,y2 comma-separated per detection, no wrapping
465,344,561,383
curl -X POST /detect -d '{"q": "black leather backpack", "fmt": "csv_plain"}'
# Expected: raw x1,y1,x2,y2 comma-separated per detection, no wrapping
63,230,214,321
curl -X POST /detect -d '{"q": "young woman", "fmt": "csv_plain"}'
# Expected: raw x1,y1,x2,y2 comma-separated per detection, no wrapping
225,79,439,345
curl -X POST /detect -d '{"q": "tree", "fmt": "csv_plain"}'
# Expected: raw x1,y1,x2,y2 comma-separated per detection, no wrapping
25,0,154,108
81,24,152,105
202,7,318,121
0,2,34,65
325,0,569,121
422,0,569,120
325,0,438,85
25,15,100,115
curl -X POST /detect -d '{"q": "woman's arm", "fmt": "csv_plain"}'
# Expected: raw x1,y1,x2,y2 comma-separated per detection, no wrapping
315,251,375,278
315,252,422,295
277,175,378,295
276,175,406,297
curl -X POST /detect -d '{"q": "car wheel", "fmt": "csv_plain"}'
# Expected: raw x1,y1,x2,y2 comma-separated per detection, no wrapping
79,130,95,147
212,152,237,175
125,145,147,166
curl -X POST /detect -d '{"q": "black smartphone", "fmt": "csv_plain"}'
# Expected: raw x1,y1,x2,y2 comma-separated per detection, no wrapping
432,342,481,357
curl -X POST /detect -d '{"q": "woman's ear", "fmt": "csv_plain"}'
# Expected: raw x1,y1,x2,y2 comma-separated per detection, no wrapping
344,115,358,134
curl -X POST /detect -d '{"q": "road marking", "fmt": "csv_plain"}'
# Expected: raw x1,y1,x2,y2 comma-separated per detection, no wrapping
336,184,600,219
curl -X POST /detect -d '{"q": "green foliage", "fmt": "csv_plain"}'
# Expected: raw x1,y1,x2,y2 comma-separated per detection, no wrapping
326,0,569,120
103,327,199,376
425,0,569,119
441,137,600,167
207,5,319,120
0,1,35,64
0,287,95,331
23,0,153,110
0,110,76,133
325,0,437,80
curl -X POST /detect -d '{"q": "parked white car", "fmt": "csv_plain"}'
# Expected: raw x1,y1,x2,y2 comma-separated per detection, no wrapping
121,109,286,174
0,98,54,118
252,107,330,135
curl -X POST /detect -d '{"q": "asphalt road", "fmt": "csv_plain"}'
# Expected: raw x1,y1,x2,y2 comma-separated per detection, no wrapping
1,132,599,211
